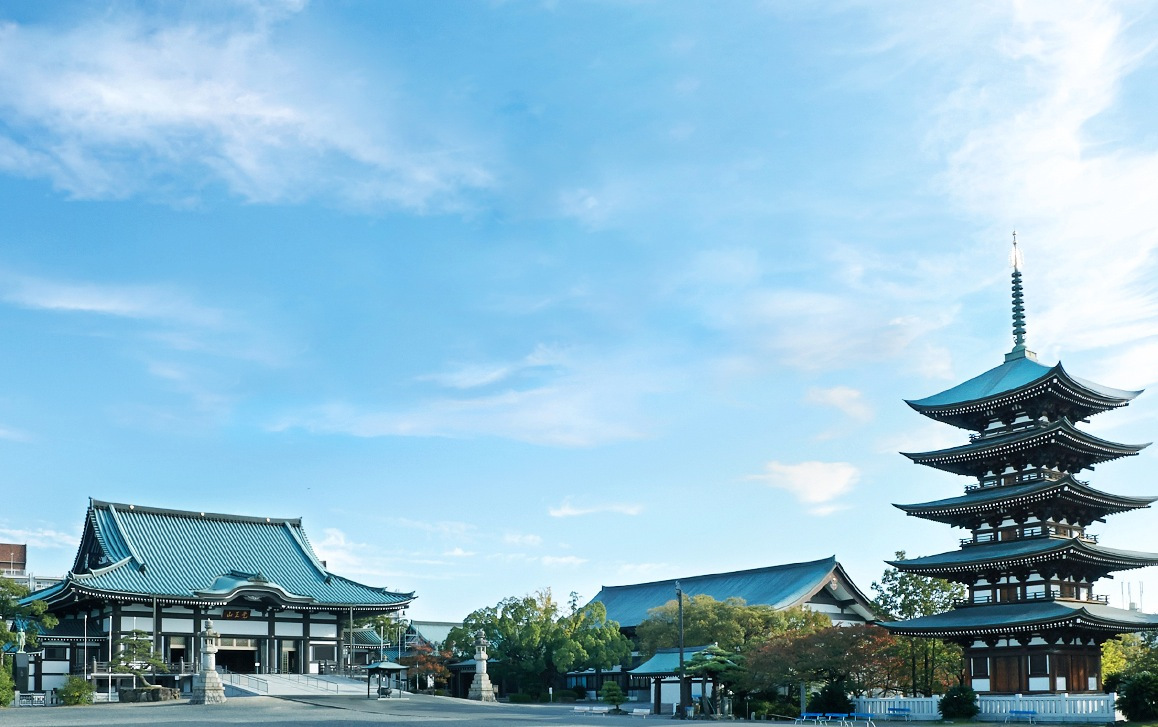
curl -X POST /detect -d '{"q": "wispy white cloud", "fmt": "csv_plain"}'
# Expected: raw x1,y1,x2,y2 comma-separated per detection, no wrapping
271,346,672,447
504,533,543,547
548,498,642,518
805,386,873,422
906,3,1158,370
0,5,491,210
0,425,31,443
747,460,860,515
444,547,475,558
0,526,79,550
0,271,225,326
541,555,587,567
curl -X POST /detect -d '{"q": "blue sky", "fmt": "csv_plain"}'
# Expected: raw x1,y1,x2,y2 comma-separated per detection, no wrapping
4,1,1158,621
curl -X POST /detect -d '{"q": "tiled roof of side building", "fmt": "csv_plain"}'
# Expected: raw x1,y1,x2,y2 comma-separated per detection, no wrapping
906,358,1139,411
589,556,868,629
23,499,414,610
879,601,1158,635
630,645,713,676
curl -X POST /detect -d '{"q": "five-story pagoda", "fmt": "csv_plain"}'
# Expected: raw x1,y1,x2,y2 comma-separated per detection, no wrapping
881,239,1158,694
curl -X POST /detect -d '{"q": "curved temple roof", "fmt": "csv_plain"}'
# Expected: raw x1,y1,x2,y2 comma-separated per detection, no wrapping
888,537,1158,577
894,475,1156,526
878,600,1158,638
902,418,1149,477
906,358,1139,430
589,556,876,629
25,499,414,611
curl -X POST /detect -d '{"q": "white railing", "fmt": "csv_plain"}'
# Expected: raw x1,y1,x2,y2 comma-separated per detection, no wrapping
976,694,1117,723
852,696,941,719
852,694,1118,724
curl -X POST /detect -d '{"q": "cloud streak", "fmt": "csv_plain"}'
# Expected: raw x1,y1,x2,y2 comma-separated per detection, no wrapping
548,498,642,518
0,6,491,210
747,460,860,515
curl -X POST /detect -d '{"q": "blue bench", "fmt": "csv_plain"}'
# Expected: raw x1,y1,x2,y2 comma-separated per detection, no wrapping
795,713,827,724
886,707,911,721
824,713,850,725
1005,709,1036,724
850,712,876,727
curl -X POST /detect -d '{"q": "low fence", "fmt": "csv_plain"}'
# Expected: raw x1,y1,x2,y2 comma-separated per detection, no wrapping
976,693,1118,723
852,694,1119,724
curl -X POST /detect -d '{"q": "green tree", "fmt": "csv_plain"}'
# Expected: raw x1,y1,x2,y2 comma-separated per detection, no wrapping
446,590,631,696
745,624,901,697
636,595,829,657
600,680,627,710
553,597,632,676
0,653,13,707
1104,632,1158,692
58,675,95,705
0,578,58,654
871,552,965,696
400,640,452,690
110,629,168,687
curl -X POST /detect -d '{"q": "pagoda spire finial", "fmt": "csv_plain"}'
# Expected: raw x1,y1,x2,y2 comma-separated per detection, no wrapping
1005,231,1036,362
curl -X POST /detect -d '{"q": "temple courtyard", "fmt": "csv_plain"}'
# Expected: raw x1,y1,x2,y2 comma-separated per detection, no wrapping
0,695,938,727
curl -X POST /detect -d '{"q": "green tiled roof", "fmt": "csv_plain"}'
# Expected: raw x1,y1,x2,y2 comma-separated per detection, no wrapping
631,645,712,676
902,418,1148,476
891,538,1158,574
879,601,1158,637
24,499,414,611
907,358,1137,410
590,557,849,629
895,476,1156,519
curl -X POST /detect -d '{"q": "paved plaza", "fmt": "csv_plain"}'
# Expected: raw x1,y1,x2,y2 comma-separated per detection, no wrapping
0,694,655,727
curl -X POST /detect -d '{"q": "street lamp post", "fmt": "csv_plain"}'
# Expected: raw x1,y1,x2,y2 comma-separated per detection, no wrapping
676,581,686,719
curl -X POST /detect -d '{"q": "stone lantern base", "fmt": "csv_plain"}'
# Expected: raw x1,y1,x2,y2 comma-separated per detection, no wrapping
190,669,227,704
468,672,496,702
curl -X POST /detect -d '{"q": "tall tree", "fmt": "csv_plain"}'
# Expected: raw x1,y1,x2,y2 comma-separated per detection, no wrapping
636,595,829,657
745,625,901,697
448,588,626,695
0,578,58,654
871,552,965,696
110,629,168,687
400,640,452,689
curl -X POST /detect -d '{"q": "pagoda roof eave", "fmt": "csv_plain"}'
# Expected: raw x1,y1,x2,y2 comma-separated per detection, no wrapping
888,538,1158,575
906,359,1140,417
894,475,1157,522
901,418,1149,476
879,601,1158,637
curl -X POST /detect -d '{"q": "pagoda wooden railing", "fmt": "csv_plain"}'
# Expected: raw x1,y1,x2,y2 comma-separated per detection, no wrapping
956,591,1110,607
960,527,1097,547
75,659,199,676
967,469,1065,491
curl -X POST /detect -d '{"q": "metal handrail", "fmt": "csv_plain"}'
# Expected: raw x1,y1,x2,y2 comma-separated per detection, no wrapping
217,668,269,693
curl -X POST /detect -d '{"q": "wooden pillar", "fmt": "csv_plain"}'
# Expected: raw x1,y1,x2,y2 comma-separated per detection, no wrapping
268,609,277,674
301,612,311,674
192,607,202,669
653,677,662,715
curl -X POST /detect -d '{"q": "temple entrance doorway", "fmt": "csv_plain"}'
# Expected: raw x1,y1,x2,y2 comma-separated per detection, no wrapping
217,638,259,673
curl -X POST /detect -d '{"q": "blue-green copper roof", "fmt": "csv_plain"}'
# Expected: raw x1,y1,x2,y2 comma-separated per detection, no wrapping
590,557,845,629
880,600,1158,635
907,358,1138,410
24,499,414,611
890,538,1158,574
895,475,1157,515
630,645,711,676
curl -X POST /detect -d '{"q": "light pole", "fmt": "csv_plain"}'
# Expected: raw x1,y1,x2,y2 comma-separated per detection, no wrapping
676,581,686,719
